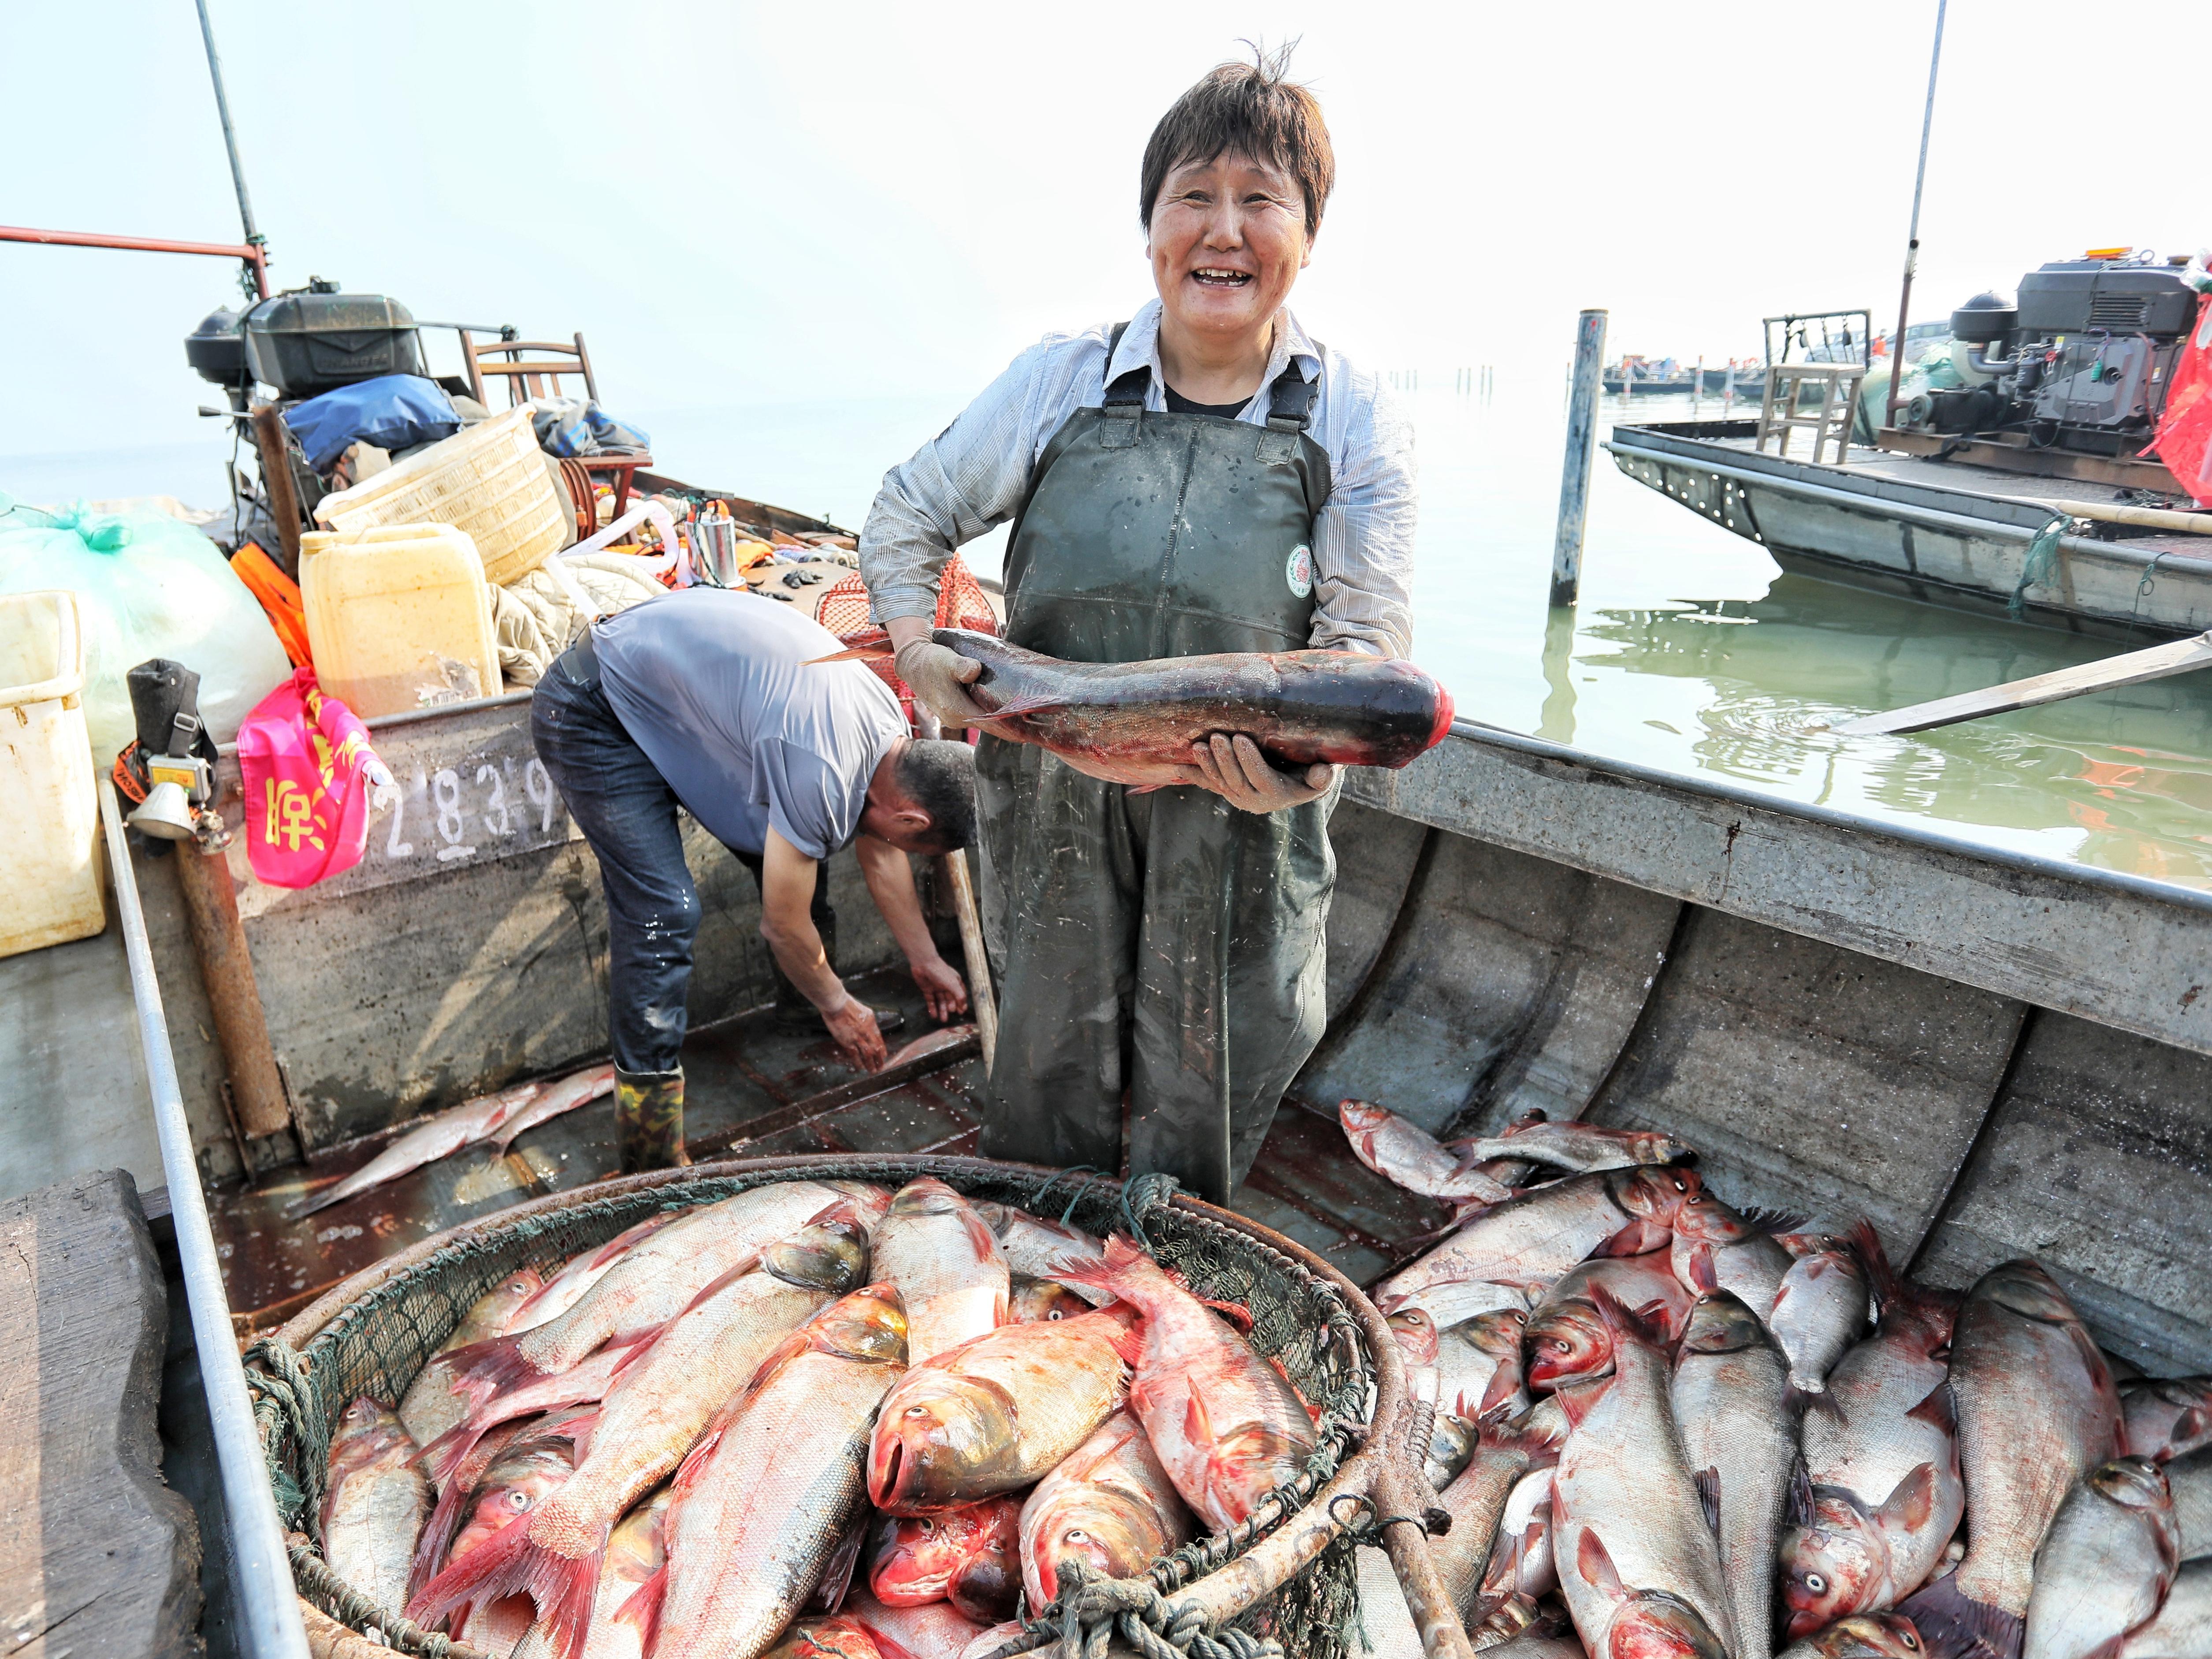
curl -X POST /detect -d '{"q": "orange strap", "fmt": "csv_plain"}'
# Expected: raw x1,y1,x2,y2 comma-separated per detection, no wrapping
231,540,313,668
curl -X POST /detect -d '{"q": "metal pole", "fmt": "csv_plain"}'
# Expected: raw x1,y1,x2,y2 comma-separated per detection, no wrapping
195,0,260,249
98,781,310,1659
1552,309,1608,608
1884,0,1947,432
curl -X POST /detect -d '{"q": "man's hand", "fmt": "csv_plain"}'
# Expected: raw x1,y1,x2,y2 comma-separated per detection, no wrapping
1182,734,1338,814
887,616,990,728
910,953,970,1023
823,994,890,1072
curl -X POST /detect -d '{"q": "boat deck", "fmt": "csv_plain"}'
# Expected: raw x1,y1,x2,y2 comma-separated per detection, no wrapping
210,967,1432,1332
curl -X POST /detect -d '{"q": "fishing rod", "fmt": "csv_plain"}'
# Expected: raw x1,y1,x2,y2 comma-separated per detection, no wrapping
1883,0,1947,432
195,0,269,298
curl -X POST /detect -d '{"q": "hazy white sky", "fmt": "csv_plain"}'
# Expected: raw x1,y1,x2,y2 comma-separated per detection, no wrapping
5,0,2205,456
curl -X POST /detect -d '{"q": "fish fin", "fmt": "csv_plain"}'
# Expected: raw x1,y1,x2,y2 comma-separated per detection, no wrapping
1878,1463,1940,1535
1576,1528,1629,1604
1552,1379,1603,1432
2169,1404,2212,1455
611,1565,665,1653
813,1513,870,1614
1906,1379,1957,1433
1124,784,1163,796
959,1205,1003,1268
975,692,1063,720
1184,1387,1218,1453
804,645,896,664
1694,1466,1722,1538
438,1335,545,1416
1787,1458,1816,1529
1051,1231,1147,1303
1477,1363,1522,1417
1632,1297,1676,1336
1788,1383,1842,1420
409,1509,604,1659
408,1462,477,1603
1846,1220,1902,1316
1684,1242,1719,1295
669,1426,723,1500
1739,1205,1810,1233
1586,1283,1665,1351
1898,1573,2025,1659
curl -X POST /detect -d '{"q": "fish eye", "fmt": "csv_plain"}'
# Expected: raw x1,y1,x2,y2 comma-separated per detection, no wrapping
1048,1308,1064,1320
508,1492,530,1510
1902,1636,1919,1651
906,1406,930,1419
1806,1574,1827,1594
1553,1339,1572,1354
916,1519,935,1534
1066,1529,1089,1544
1671,1175,1689,1193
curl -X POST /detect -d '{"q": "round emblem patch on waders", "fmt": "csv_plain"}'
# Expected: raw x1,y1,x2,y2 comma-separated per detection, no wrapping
1286,544,1314,599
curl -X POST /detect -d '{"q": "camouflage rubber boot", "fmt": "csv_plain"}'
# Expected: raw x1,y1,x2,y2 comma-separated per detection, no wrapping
614,1066,689,1173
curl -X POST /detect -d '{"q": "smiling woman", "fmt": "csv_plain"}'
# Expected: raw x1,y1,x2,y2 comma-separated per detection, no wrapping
857,43,1418,1206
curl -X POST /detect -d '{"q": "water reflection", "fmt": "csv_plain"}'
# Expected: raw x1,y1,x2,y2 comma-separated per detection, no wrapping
1573,577,2212,886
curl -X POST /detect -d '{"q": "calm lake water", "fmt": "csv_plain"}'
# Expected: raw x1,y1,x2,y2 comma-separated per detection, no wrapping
10,379,2212,889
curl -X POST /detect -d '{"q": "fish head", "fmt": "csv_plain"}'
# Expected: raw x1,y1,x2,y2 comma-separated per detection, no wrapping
1338,1099,1390,1133
2123,1376,2212,1459
1780,1495,1888,1640
1605,1591,1732,1659
1525,1300,1613,1391
887,1177,967,1219
1010,1280,1086,1324
947,1497,1024,1624
1970,1258,2080,1327
1425,1412,1479,1487
2088,1454,2174,1514
1387,1306,1441,1364
453,1441,574,1561
869,1371,1022,1513
329,1396,410,1474
1632,1129,1697,1166
869,1507,971,1605
1612,1164,1705,1227
762,1618,887,1659
1810,1614,1926,1659
1464,1307,1532,1361
810,1283,909,1365
1679,1292,1766,1357
1025,1484,1179,1605
767,1217,872,1294
1669,1190,1753,1245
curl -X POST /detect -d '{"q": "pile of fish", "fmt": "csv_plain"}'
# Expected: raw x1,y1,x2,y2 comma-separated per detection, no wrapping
318,1177,1325,1659
1340,1099,2212,1659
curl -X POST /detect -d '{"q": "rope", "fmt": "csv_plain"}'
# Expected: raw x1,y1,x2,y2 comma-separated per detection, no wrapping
2008,513,2070,620
245,1334,329,1541
1047,1562,1285,1659
289,1537,472,1659
1122,1171,1182,1254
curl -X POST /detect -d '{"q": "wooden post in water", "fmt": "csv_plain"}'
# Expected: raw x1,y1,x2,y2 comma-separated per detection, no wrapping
1552,309,1608,608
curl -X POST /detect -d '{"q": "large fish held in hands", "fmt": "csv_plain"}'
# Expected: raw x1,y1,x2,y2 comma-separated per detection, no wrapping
1900,1261,2121,1659
820,627,1454,787
1055,1235,1317,1532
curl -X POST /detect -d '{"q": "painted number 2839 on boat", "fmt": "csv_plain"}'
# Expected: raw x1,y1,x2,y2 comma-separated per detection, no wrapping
376,754,565,868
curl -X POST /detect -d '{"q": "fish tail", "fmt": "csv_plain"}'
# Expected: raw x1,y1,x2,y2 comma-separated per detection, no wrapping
1899,1574,2023,1659
415,1418,488,1491
287,1179,359,1220
409,1509,603,1659
439,1334,546,1411
408,1469,477,1603
1049,1232,1149,1300
1847,1219,1905,1315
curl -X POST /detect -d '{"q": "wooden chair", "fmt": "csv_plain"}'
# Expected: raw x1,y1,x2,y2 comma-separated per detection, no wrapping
459,330,600,410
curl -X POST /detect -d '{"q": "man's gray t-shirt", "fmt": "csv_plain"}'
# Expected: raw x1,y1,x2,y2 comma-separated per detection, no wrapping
593,589,906,859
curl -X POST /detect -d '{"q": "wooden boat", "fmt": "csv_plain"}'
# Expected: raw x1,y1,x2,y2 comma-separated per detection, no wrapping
1610,415,2212,639
6,621,2211,1654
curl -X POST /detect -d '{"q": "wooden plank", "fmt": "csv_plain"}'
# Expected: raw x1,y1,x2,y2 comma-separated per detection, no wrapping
1827,630,2212,736
0,1170,199,1659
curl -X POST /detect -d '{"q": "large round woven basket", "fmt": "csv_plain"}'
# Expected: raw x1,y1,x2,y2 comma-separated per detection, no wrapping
248,1154,1408,1659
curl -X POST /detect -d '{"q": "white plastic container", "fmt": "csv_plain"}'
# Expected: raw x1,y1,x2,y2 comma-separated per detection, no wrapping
300,524,502,718
0,590,104,957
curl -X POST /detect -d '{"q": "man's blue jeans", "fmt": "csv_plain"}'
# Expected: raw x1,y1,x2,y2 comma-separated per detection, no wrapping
531,636,832,1073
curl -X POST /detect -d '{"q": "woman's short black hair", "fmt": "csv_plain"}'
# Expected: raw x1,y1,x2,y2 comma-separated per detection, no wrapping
1140,41,1334,239
892,739,978,854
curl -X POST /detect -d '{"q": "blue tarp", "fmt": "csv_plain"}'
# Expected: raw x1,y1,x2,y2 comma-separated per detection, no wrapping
283,374,461,473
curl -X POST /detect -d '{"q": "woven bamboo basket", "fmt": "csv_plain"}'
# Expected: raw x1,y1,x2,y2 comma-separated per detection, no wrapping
247,1154,1413,1659
312,404,569,585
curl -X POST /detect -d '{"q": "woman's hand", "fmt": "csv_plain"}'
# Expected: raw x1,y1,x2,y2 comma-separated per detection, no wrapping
823,994,890,1072
1181,734,1338,814
909,953,970,1023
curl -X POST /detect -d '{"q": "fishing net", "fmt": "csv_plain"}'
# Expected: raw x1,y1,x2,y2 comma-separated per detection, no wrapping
248,1156,1380,1659
815,554,999,727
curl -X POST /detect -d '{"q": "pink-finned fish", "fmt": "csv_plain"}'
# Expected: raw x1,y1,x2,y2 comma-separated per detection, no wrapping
1052,1235,1316,1533
323,1398,431,1619
1339,1100,1514,1203
2020,1457,2179,1659
493,1064,621,1151
869,1494,1024,1623
815,627,1454,788
399,1268,547,1444
289,1062,616,1218
1016,1409,1194,1609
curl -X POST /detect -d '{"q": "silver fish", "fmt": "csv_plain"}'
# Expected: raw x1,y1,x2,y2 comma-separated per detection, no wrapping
1433,1399,1570,1618
2125,1379,2212,1464
400,1268,547,1444
1775,1613,1931,1659
1673,1291,1801,1659
1552,1291,1737,1659
873,1179,1009,1366
2168,1445,2212,1561
1670,1195,1797,1319
1770,1237,1873,1395
1456,1120,1694,1175
2022,1458,2180,1659
2116,1557,2212,1659
323,1397,431,1621
1899,1260,2121,1659
1338,1100,1513,1202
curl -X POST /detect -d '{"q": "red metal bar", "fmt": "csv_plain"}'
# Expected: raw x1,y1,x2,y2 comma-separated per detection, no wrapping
0,224,268,298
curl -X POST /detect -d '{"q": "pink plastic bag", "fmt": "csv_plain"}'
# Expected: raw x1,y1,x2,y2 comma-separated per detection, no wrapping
236,667,388,888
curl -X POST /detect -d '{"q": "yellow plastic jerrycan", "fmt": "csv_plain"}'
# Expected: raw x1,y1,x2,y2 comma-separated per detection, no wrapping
300,524,502,719
0,589,104,958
